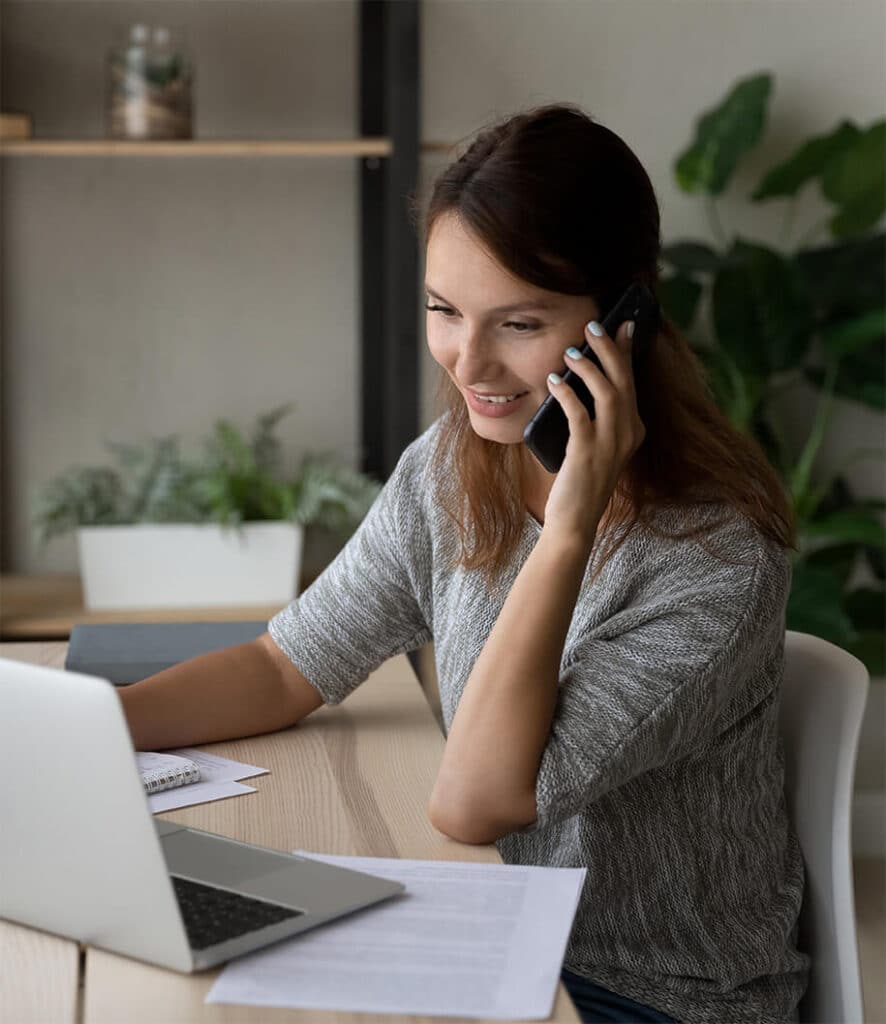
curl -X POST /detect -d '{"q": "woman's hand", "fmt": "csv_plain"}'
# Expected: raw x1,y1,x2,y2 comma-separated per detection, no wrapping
542,319,646,545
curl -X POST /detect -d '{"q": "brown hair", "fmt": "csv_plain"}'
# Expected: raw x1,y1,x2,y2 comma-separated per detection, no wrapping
414,104,796,585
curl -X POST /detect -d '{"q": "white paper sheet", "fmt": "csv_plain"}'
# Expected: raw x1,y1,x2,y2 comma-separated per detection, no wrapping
145,749,267,813
160,748,268,784
206,853,586,1020
148,779,256,813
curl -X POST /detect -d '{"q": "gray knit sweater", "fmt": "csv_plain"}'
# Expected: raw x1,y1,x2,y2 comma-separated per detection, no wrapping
269,417,810,1024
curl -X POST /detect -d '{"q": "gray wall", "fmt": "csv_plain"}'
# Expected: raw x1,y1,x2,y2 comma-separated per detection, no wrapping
2,0,885,582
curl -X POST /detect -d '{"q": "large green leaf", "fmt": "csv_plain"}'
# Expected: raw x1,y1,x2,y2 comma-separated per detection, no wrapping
867,544,886,581
858,505,886,582
843,631,886,678
800,509,886,549
805,340,886,408
845,586,886,632
794,234,885,319
821,121,886,238
752,120,860,200
675,73,773,196
712,239,815,375
804,543,858,588
660,242,723,274
843,580,886,677
820,308,886,359
658,273,703,330
787,560,857,644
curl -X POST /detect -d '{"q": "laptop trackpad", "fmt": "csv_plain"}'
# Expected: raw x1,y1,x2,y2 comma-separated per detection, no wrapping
160,828,301,891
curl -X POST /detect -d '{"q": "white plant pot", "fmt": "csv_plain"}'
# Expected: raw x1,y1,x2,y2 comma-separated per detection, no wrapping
77,522,303,610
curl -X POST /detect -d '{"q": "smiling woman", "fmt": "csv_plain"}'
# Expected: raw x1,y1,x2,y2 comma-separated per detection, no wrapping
414,106,794,582
119,103,809,1024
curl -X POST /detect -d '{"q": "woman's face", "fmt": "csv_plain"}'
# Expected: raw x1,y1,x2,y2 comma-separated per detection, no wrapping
425,212,599,449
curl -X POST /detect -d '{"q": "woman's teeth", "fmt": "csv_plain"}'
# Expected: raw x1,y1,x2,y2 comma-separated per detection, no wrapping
475,392,526,403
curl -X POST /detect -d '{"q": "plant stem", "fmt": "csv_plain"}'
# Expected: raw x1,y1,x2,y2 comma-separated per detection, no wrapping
789,359,840,513
704,196,729,249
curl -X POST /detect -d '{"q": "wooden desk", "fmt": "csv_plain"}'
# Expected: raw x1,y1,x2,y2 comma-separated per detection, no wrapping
0,643,579,1024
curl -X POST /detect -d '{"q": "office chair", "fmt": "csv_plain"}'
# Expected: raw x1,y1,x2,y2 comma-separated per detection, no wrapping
779,630,870,1024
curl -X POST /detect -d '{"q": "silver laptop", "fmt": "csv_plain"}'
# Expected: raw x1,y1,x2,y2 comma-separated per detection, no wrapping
0,657,404,972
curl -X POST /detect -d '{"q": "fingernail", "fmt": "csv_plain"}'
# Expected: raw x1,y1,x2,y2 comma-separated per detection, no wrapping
587,320,604,336
565,346,583,360
548,372,562,385
626,321,635,338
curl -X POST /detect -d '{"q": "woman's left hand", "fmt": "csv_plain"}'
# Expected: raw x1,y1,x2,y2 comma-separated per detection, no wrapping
542,319,646,546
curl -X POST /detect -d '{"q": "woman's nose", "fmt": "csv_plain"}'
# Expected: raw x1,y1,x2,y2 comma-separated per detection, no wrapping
454,332,497,383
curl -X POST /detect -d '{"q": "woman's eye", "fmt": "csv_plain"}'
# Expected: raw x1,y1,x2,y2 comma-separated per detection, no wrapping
425,304,536,333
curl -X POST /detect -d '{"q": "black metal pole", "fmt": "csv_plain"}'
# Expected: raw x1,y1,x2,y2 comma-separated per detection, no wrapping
359,0,420,480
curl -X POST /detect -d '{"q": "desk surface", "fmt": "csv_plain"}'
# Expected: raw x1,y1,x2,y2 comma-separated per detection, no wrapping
1,642,579,1024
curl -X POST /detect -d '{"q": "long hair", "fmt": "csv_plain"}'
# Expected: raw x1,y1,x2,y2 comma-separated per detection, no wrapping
413,104,796,586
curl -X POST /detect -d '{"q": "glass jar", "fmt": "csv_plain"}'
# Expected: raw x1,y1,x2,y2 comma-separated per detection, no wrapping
107,24,193,140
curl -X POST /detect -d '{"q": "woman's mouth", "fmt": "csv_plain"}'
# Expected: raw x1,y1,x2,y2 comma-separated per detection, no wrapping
466,388,531,418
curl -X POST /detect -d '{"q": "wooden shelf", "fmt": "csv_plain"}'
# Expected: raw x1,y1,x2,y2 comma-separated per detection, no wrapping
0,138,395,158
0,573,317,640
0,138,458,158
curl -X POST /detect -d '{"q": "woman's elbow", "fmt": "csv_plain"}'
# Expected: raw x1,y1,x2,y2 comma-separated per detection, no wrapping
426,795,535,845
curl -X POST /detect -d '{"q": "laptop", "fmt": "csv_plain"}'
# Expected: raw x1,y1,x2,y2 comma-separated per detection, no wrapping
0,657,405,972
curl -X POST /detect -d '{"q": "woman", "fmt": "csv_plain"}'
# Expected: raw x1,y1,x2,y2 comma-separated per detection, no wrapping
120,104,810,1023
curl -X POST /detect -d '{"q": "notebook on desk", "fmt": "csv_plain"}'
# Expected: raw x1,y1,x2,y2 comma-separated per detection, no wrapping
65,620,268,684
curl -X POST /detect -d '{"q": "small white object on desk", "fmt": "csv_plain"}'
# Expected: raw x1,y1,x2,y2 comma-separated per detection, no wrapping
207,853,586,1020
136,748,268,813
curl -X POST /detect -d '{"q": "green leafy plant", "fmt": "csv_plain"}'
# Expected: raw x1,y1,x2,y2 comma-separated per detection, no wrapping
660,71,885,677
33,404,382,543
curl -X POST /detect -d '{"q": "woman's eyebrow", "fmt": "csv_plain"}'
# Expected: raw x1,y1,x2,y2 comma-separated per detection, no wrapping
424,285,556,313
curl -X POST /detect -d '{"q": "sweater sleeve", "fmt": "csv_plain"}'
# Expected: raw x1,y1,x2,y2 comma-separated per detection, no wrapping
518,518,792,833
267,431,433,706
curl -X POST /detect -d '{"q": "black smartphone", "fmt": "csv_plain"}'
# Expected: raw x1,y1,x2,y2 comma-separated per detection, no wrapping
522,281,659,473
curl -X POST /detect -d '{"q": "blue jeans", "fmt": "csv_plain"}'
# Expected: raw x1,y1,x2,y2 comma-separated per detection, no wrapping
560,967,679,1023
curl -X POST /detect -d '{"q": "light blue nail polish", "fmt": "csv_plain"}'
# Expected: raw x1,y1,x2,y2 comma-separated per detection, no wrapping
565,346,583,360
588,320,604,337
626,320,635,338
548,372,562,385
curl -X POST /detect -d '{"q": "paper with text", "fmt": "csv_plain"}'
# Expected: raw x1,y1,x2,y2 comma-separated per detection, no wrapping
206,853,586,1020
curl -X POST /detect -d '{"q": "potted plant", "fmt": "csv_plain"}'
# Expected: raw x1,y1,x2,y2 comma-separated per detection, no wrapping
659,70,885,680
33,405,381,610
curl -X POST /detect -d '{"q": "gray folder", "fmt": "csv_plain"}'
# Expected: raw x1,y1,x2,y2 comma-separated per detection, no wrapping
65,621,268,685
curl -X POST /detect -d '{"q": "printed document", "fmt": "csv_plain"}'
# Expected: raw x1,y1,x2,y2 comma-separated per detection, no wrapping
207,853,586,1020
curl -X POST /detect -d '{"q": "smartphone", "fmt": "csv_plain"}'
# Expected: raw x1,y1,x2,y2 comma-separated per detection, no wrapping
522,281,659,473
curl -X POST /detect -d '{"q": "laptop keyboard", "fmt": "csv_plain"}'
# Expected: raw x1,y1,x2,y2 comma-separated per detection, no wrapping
171,875,303,950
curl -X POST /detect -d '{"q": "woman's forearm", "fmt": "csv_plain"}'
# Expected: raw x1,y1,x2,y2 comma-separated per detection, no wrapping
117,637,318,750
428,525,596,843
